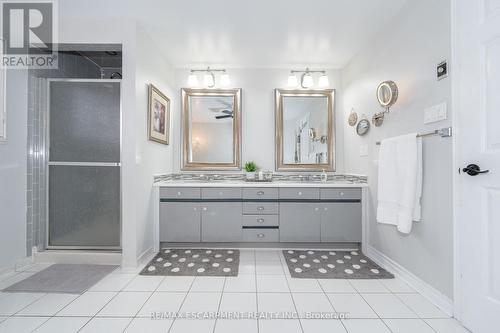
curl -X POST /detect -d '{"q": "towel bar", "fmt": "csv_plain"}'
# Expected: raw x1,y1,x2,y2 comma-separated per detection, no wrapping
375,127,452,145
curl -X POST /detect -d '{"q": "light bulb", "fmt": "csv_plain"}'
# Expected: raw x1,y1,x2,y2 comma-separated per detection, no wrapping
318,74,329,88
204,73,215,87
288,74,298,87
302,73,313,88
187,73,198,87
220,73,230,87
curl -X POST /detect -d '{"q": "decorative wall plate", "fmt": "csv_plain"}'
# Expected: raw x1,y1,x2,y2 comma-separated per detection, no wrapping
356,118,370,136
348,109,358,126
372,112,385,127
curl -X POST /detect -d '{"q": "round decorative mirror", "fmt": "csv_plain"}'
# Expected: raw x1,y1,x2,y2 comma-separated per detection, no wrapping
356,118,370,136
376,81,398,109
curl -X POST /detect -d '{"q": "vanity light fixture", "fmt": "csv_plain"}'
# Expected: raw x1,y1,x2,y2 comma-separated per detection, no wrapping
220,73,230,87
288,67,329,89
187,67,229,88
203,73,215,87
318,74,329,88
287,73,298,87
187,73,199,87
302,73,314,88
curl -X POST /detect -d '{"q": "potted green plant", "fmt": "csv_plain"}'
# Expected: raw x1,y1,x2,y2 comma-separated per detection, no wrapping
244,161,258,180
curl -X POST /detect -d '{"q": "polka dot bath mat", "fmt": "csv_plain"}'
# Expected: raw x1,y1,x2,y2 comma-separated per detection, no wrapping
140,249,239,277
283,250,394,279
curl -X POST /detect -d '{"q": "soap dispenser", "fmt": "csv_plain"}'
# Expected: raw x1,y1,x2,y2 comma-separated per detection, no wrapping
321,169,328,182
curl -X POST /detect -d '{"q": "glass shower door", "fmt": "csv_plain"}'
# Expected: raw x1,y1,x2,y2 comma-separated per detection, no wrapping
47,79,121,249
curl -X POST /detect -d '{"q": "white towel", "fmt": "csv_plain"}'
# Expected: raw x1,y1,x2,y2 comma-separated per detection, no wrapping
377,133,422,234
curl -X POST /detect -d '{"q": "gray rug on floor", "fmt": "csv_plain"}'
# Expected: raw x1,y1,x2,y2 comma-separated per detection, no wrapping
140,249,239,277
283,250,394,279
3,264,118,294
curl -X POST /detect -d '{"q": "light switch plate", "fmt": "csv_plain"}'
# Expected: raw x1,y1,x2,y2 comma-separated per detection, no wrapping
359,144,368,156
424,102,447,124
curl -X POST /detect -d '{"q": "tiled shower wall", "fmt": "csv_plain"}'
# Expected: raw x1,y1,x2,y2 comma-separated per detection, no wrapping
26,52,102,255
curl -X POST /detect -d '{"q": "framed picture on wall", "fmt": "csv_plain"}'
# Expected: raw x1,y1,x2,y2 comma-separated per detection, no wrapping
148,84,170,145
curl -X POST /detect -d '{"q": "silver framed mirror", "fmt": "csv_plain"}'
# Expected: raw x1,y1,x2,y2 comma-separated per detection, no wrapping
275,89,335,171
373,80,398,127
181,88,242,170
376,80,398,109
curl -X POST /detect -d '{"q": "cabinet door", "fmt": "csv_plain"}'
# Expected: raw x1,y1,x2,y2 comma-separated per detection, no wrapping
160,202,201,242
320,203,362,242
201,203,242,242
279,203,321,242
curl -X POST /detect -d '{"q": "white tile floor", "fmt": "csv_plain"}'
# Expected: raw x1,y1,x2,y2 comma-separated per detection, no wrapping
0,249,470,333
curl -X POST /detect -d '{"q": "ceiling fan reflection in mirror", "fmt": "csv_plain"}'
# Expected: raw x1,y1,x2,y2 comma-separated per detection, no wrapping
209,98,234,119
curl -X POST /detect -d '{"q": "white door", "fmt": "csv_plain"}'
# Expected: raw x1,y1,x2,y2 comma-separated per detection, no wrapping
454,0,500,332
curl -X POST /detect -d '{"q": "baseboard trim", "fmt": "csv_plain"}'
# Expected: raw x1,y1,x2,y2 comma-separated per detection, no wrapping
34,250,122,265
137,246,155,267
367,245,454,316
0,256,33,280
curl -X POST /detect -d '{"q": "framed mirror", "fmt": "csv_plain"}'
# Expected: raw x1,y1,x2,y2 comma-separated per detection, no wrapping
376,80,398,109
181,88,241,170
275,89,335,171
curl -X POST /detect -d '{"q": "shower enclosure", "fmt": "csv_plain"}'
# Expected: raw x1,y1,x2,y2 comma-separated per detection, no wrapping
46,79,121,249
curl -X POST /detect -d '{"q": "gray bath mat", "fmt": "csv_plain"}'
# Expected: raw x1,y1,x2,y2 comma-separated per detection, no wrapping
3,264,118,294
140,249,239,277
283,250,393,279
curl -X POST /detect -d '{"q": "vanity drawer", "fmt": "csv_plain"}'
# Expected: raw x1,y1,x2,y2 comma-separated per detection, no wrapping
243,202,279,215
201,187,242,199
242,187,278,200
320,188,361,200
160,187,201,199
242,215,279,227
242,228,279,242
279,188,320,200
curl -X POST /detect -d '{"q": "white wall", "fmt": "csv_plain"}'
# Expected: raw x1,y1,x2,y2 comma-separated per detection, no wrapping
342,0,453,298
0,70,28,271
134,25,176,261
172,68,344,173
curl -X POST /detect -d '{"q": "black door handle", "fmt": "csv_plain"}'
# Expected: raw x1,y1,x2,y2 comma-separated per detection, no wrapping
462,164,489,176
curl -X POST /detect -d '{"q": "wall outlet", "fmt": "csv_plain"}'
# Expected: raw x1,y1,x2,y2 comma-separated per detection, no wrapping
424,102,447,124
359,144,368,156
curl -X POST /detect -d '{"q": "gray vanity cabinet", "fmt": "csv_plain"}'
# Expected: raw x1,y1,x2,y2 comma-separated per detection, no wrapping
279,203,321,242
160,202,201,242
201,202,242,242
320,202,362,242
159,185,363,244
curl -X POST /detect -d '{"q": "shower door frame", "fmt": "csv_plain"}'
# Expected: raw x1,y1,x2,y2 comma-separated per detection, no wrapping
45,78,122,250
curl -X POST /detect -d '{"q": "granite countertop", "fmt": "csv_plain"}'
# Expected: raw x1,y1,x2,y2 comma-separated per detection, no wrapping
153,173,368,188
154,180,368,188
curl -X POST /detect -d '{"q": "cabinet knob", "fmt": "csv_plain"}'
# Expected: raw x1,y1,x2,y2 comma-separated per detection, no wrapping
257,233,265,238
324,207,328,211
339,192,344,196
202,207,207,211
257,206,264,211
298,191,303,196
193,207,197,211
257,191,264,195
257,218,265,223
314,207,319,211
177,191,181,196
